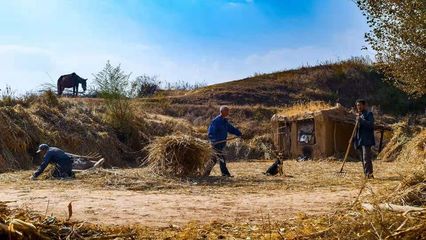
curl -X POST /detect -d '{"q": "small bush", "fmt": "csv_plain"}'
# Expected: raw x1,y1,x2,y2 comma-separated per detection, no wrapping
0,85,17,106
93,60,131,99
93,61,139,146
130,75,161,97
39,90,60,107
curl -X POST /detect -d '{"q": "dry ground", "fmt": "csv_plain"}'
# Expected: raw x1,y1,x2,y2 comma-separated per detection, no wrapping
0,160,402,228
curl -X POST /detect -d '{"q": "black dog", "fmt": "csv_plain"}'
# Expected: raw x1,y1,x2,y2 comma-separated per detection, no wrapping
265,159,283,176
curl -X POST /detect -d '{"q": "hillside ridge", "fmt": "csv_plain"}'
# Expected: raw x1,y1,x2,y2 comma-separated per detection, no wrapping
169,58,424,114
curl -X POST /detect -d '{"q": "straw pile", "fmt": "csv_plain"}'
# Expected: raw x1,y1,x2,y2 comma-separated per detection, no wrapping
378,121,414,161
0,100,130,171
0,105,40,171
390,128,426,206
146,134,212,177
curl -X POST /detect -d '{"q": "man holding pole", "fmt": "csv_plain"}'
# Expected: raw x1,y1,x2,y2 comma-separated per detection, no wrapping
354,99,375,179
204,106,242,177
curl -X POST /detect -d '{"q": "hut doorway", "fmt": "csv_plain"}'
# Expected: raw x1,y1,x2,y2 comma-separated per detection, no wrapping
333,121,357,158
278,122,291,158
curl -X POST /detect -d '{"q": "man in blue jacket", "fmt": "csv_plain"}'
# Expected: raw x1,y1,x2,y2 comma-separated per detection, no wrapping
31,144,74,180
204,106,242,177
354,99,375,179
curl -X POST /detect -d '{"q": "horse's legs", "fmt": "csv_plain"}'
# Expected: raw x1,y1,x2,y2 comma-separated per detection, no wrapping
76,85,79,96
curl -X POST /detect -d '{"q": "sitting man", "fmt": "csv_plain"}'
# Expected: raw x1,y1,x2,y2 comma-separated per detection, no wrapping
31,144,74,180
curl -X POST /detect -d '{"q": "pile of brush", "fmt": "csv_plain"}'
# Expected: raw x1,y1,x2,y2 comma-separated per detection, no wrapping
145,134,212,177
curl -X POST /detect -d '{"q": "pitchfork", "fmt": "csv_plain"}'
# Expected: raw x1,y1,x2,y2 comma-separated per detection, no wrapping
336,119,359,176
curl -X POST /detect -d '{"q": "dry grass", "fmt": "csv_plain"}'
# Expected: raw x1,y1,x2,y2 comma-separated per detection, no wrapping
0,153,423,239
145,134,213,177
0,201,140,239
389,129,426,206
277,101,334,118
378,121,416,162
1,205,424,240
0,160,401,196
0,92,424,239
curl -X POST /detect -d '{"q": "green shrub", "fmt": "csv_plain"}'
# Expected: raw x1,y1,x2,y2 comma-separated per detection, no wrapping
93,61,139,147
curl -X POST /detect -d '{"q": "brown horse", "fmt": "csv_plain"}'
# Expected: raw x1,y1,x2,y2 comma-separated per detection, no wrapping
57,73,87,96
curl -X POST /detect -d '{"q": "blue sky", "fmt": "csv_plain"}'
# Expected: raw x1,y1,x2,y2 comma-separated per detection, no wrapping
0,0,371,92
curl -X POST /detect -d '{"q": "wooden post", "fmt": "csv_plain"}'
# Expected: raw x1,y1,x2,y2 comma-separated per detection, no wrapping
333,122,337,153
378,129,384,153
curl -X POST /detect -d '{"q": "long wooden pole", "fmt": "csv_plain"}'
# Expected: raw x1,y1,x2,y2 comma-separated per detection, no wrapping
378,130,384,153
211,136,240,145
338,120,359,173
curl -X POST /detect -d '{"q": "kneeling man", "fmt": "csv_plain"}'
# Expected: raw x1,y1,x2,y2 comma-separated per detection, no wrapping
31,144,74,180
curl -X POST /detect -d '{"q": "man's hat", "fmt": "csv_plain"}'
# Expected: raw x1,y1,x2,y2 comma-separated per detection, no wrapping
36,144,49,153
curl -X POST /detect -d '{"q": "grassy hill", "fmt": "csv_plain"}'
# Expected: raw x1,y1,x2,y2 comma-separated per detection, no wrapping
171,58,425,114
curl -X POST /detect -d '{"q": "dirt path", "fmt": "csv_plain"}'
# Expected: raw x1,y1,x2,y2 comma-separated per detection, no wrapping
0,187,355,227
1,161,401,227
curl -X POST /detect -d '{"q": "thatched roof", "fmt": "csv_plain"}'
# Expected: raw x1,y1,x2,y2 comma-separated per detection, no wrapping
272,102,351,121
272,102,391,131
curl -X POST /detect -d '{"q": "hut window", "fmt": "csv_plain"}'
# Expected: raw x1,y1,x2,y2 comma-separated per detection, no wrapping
297,119,315,145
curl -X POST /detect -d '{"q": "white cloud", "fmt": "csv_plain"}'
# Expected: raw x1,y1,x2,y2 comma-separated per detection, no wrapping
224,0,253,9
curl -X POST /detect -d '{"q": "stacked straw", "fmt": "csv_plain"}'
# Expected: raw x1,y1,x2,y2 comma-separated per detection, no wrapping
378,121,417,162
390,129,426,206
146,134,212,177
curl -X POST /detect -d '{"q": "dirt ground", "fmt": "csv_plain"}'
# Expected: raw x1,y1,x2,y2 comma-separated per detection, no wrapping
0,160,401,227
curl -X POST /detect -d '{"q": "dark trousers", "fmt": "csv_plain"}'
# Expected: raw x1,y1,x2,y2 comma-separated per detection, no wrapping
203,145,231,176
358,146,373,176
52,164,74,179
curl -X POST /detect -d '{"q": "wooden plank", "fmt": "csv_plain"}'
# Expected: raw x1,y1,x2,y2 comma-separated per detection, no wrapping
378,130,385,153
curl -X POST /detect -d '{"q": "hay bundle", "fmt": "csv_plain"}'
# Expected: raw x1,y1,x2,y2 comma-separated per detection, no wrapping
146,134,212,177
